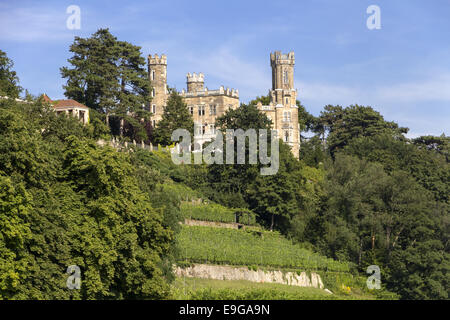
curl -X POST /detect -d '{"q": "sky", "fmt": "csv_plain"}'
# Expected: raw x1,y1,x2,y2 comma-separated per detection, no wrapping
0,0,449,137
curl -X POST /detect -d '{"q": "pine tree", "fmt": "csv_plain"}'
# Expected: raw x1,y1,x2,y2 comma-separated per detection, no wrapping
60,28,150,139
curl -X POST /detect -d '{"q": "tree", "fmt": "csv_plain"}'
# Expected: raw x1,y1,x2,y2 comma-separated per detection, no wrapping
344,133,449,203
0,175,32,299
60,28,151,139
247,142,301,230
413,134,449,160
0,49,22,98
0,99,177,299
318,104,408,154
206,103,272,205
153,91,194,145
303,151,449,299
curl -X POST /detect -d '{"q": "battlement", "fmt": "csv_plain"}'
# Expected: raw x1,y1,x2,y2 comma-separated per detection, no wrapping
148,53,167,65
186,72,205,83
180,85,239,98
270,51,295,65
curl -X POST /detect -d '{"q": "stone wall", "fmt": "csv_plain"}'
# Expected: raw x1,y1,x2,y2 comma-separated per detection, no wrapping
183,219,240,229
175,263,325,289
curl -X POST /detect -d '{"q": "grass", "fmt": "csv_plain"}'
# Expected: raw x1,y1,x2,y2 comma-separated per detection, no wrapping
171,277,375,300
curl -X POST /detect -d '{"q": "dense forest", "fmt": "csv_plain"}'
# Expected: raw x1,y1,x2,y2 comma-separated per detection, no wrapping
0,29,448,300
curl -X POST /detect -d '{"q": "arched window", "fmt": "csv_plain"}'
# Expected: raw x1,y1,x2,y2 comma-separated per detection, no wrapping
150,70,155,80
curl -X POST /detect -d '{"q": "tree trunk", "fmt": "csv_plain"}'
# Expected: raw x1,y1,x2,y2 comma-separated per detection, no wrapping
270,214,274,232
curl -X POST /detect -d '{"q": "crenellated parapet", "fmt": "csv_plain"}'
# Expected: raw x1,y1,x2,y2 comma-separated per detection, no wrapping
186,72,205,83
180,85,239,98
270,51,295,66
148,53,167,65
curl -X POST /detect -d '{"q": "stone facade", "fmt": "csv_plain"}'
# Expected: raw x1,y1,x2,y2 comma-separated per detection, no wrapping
180,74,240,148
257,51,300,158
148,54,239,149
148,54,168,126
148,51,300,157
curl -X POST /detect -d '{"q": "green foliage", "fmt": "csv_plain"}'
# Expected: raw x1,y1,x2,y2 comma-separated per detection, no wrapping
153,91,194,145
86,108,111,140
318,104,408,154
0,99,177,299
344,134,449,203
178,225,350,272
181,202,236,223
0,49,22,98
0,175,32,298
299,135,326,168
247,142,302,230
60,28,151,142
180,203,257,225
304,153,449,299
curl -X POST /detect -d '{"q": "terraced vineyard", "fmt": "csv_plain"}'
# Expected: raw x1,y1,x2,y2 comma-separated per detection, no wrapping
177,225,350,272
181,202,257,225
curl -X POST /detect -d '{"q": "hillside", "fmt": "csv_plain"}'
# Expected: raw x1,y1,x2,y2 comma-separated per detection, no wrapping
1,46,448,300
174,202,393,299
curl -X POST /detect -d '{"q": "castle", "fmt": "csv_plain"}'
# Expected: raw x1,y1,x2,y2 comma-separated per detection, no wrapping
148,51,299,158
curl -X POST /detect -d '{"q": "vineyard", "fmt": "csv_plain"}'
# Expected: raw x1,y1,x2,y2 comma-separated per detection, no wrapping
177,225,350,272
159,183,201,201
181,203,257,225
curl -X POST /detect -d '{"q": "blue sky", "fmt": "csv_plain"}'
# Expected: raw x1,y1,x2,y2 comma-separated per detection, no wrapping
1,0,449,137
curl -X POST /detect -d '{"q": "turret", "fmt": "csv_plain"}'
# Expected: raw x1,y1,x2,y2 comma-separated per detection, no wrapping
186,72,205,92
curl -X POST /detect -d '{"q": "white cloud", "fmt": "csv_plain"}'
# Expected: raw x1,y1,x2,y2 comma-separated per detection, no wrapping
297,80,362,106
0,4,72,42
295,72,450,107
376,74,450,102
184,47,269,93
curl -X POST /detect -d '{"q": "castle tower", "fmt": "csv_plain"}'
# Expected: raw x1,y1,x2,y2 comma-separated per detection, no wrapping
148,54,168,124
258,51,300,158
186,72,205,92
270,51,296,106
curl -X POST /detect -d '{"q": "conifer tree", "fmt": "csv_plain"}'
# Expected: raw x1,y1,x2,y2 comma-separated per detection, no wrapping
153,91,194,145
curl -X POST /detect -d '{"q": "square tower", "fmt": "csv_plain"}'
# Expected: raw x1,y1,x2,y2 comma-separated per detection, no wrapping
148,54,168,124
258,51,300,158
